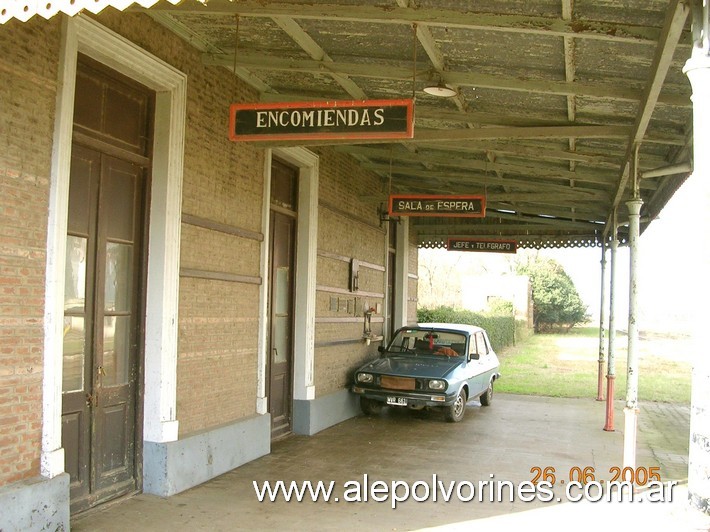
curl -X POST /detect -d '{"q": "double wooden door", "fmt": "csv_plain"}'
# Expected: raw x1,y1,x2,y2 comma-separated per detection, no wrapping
61,56,152,513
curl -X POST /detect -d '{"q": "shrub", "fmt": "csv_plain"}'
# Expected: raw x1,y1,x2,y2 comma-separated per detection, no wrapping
416,305,517,352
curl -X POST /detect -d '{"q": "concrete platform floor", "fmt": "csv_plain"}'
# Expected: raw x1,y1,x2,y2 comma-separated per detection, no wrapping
72,394,710,531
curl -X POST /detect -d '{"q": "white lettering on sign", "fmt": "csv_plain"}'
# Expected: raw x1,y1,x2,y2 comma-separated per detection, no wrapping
397,200,423,211
436,201,479,211
448,240,516,253
254,108,386,129
477,242,512,250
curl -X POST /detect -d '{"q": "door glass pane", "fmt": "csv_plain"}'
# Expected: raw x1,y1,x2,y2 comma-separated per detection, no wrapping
275,267,290,315
103,316,130,386
273,316,289,365
62,316,85,392
105,242,133,312
65,236,87,312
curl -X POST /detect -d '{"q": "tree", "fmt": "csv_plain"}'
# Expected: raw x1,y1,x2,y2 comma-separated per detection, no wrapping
515,255,589,332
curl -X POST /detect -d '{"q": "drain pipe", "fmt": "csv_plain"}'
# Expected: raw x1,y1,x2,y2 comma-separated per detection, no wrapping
596,240,607,401
603,210,618,431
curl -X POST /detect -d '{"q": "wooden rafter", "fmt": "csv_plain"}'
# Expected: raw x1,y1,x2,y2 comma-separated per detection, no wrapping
150,1,687,46
202,53,691,106
605,0,691,234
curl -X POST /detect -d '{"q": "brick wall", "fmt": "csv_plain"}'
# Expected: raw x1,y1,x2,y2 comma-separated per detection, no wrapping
92,11,265,436
312,147,389,396
0,11,421,468
0,18,61,485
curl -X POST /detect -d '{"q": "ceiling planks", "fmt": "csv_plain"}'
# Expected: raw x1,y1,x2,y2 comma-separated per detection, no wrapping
146,0,694,248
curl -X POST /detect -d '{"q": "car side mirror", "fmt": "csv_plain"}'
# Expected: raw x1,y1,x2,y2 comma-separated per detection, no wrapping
469,352,480,361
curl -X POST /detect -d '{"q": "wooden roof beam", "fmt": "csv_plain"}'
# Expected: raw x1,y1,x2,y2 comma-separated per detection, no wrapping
270,16,367,100
203,53,690,106
152,1,685,46
605,0,690,235
339,146,620,187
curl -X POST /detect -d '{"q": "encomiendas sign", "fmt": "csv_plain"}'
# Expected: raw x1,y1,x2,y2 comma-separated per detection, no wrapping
230,99,414,141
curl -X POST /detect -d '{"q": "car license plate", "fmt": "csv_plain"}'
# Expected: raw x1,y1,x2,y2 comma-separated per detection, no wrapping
387,396,407,406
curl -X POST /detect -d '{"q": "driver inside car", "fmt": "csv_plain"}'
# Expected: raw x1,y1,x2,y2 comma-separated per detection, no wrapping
434,346,459,357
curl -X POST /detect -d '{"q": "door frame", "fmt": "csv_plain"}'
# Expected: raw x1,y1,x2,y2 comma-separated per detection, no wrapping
392,217,409,332
257,148,318,416
43,15,186,480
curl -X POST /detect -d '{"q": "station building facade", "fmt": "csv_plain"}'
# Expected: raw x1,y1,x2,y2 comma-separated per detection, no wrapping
0,12,418,526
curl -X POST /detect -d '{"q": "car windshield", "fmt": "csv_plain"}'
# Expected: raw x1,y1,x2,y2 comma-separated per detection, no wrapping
386,329,467,357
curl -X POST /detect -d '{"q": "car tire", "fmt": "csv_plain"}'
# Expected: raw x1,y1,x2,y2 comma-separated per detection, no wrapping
360,397,383,416
444,388,467,423
480,381,493,407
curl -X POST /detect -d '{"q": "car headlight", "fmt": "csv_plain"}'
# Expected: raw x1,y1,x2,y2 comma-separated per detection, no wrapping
357,373,374,384
428,379,446,390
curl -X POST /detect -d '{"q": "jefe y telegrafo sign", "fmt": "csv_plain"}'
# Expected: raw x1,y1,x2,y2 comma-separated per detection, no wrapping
447,238,517,253
230,99,414,141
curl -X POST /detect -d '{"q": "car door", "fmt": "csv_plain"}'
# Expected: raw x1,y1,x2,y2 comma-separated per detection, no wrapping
475,331,499,391
466,334,481,397
465,334,485,395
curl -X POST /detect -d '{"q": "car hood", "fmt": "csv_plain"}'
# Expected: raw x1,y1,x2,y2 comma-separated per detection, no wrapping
360,355,462,379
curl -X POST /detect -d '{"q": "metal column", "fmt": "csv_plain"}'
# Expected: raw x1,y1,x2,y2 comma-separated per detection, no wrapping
623,196,643,468
684,1,710,513
604,210,617,432
596,241,607,401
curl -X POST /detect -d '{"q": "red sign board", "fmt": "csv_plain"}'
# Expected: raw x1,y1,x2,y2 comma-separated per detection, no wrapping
447,238,518,253
230,99,414,142
389,194,486,218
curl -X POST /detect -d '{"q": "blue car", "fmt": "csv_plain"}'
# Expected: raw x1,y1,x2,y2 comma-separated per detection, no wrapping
351,323,501,422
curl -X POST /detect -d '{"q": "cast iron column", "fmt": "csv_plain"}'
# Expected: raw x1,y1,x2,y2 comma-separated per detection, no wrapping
597,241,607,401
622,197,643,468
604,211,617,431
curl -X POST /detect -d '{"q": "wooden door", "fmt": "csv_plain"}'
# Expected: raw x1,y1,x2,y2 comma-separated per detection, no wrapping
268,160,298,439
62,56,152,513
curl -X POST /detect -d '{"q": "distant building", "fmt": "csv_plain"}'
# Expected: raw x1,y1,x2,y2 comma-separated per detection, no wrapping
460,275,533,327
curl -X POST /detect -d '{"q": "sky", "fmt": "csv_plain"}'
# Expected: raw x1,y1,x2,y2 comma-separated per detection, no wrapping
545,169,707,334
420,169,710,335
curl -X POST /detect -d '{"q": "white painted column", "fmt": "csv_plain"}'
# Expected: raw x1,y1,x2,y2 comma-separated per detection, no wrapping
684,17,710,513
393,218,409,329
622,197,642,468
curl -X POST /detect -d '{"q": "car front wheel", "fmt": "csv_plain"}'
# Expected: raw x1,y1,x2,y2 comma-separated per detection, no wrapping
480,381,493,407
445,388,467,422
360,397,383,416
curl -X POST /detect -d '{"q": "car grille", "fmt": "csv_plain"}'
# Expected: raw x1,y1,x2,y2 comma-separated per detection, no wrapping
379,376,416,391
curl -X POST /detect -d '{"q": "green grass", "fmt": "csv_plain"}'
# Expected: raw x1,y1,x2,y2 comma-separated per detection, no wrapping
496,327,692,403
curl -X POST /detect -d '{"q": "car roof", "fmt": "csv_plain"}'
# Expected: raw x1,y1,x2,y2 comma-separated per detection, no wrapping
415,323,485,336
